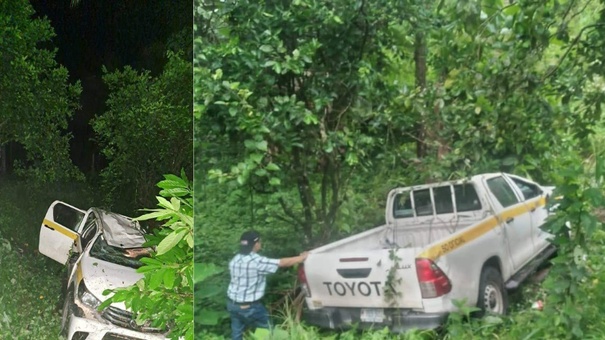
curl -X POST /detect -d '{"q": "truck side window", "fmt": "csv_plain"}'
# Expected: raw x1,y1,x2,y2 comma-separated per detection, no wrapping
433,186,453,214
53,203,85,231
393,192,413,218
414,189,433,216
454,184,482,212
487,177,519,208
511,178,542,200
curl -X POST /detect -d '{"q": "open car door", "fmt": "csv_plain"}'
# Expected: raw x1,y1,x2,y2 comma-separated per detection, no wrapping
39,200,86,265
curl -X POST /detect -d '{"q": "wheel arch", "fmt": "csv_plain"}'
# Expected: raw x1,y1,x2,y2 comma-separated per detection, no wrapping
482,256,502,274
476,255,508,316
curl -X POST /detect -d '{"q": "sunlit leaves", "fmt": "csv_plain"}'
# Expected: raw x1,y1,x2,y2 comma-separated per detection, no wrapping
100,173,193,339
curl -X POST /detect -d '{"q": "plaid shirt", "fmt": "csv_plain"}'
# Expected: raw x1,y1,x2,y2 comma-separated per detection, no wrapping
227,253,280,303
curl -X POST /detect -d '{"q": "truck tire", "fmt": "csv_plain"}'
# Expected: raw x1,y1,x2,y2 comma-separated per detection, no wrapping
60,290,71,336
61,289,79,337
56,276,68,312
476,266,508,316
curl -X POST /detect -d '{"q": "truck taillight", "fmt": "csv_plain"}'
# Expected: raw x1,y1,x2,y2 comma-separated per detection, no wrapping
297,263,311,297
415,258,451,298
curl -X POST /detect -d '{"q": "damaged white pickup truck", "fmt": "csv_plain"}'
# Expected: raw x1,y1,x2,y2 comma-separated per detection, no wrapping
39,201,167,340
299,173,556,332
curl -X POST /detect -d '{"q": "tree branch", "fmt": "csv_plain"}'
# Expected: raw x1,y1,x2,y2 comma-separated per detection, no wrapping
541,23,604,82
277,197,305,230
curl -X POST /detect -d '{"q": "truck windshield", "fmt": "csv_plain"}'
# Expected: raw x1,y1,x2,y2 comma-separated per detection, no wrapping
89,234,145,269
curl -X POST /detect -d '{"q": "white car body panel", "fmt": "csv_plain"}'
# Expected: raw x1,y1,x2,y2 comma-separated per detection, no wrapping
39,200,85,264
80,252,141,309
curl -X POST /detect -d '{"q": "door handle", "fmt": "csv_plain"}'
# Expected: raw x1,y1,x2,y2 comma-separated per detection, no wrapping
506,218,514,224
43,224,55,231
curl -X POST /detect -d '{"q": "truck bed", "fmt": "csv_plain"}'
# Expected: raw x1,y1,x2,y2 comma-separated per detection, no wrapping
312,217,479,254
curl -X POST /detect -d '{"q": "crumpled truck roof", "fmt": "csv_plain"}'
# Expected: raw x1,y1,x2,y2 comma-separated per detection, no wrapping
92,208,147,249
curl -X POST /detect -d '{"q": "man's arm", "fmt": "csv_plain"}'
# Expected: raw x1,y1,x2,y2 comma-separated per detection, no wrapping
278,251,309,267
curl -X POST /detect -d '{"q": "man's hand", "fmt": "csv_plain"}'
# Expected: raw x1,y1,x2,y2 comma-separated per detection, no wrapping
124,247,152,258
278,251,310,268
299,251,309,261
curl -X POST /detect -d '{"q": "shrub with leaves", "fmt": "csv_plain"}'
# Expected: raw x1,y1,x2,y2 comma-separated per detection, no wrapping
99,171,194,339
93,51,193,210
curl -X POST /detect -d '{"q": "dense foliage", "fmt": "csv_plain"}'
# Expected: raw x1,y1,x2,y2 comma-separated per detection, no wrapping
196,0,605,339
101,173,194,340
0,0,81,181
94,51,193,209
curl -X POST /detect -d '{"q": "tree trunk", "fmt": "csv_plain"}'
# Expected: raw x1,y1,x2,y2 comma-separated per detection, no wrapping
414,31,427,159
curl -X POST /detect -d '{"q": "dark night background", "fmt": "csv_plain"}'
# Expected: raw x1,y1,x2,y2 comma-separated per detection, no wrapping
28,0,191,174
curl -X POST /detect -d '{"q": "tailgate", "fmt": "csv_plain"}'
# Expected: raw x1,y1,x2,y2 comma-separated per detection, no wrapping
304,249,424,309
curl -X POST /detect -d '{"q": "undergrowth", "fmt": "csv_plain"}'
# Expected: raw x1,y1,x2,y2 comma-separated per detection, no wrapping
0,176,98,339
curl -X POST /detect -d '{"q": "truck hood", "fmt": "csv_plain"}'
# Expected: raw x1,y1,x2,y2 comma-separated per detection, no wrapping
81,254,143,309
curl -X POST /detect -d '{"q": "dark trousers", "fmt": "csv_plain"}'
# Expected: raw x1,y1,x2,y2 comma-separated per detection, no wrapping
227,300,272,340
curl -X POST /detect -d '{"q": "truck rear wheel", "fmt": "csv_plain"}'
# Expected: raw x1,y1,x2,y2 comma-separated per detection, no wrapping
477,266,508,316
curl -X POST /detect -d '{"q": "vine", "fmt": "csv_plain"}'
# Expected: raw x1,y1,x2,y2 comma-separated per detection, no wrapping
384,246,403,306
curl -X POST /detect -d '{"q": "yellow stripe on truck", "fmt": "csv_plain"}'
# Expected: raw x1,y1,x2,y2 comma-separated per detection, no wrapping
43,219,78,240
418,196,546,261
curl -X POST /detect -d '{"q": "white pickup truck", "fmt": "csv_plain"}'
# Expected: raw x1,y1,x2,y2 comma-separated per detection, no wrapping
298,173,556,332
39,201,168,340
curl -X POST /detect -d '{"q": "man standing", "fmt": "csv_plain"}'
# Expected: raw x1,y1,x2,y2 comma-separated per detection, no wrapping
227,230,308,340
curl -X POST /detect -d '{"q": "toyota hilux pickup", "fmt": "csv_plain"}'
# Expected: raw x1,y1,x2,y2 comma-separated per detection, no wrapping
39,200,168,340
298,173,556,332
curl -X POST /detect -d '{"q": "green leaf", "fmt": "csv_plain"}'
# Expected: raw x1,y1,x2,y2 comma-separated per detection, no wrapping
265,163,280,171
197,284,223,299
256,140,268,151
251,328,271,339
250,153,264,164
503,4,520,16
156,229,187,255
135,209,172,221
158,187,190,197
157,196,172,210
98,298,113,311
185,233,194,248
140,257,163,266
158,175,187,189
149,268,165,290
244,139,256,149
259,45,273,53
163,268,176,290
198,310,226,326
170,197,181,211
194,263,223,283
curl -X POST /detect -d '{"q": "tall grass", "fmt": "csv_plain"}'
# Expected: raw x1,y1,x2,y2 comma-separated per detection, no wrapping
0,177,98,339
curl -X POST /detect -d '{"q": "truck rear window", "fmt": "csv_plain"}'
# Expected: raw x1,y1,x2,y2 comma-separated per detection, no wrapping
393,183,481,218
